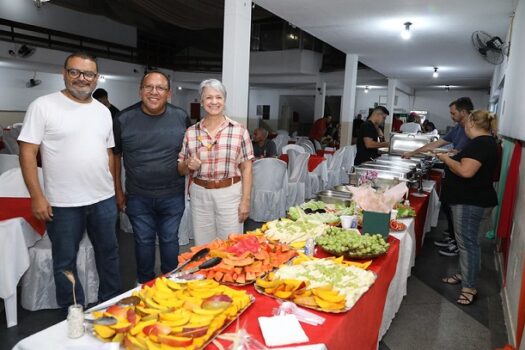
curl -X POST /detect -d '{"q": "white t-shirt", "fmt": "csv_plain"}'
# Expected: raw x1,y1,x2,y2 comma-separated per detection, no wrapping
18,92,115,207
400,122,422,134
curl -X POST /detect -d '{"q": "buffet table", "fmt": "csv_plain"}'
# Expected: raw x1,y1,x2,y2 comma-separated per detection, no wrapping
0,197,45,328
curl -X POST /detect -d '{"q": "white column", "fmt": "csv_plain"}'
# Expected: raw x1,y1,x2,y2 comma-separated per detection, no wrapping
222,0,252,125
340,54,358,146
385,78,397,139
314,81,327,119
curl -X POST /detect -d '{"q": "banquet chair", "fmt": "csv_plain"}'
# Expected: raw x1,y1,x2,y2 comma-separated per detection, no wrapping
326,148,345,188
282,144,306,154
298,141,315,155
250,158,288,222
313,139,323,151
340,145,357,184
0,154,20,175
272,134,289,155
286,150,308,208
3,130,20,155
0,169,100,310
276,129,289,136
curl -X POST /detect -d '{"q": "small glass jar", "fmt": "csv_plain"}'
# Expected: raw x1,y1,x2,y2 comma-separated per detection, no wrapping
67,304,85,339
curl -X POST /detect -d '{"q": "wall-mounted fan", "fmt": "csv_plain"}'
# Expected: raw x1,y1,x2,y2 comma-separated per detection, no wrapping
471,31,507,65
26,73,42,88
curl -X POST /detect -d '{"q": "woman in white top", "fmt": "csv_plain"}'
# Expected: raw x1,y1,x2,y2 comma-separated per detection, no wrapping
400,113,422,134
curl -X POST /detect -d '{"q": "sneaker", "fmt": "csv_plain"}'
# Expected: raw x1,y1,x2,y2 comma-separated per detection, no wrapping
439,244,459,257
434,237,455,247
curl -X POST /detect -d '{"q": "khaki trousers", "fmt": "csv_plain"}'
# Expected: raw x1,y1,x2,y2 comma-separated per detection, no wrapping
189,181,243,245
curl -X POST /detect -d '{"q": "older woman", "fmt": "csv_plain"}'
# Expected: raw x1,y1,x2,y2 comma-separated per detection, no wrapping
177,79,254,245
437,110,498,305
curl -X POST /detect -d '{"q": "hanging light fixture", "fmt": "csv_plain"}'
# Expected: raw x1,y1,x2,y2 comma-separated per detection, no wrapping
364,86,369,93
433,67,439,78
401,22,412,40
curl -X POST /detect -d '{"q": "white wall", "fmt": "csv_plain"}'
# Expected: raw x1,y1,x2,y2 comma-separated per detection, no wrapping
0,0,136,47
412,89,490,132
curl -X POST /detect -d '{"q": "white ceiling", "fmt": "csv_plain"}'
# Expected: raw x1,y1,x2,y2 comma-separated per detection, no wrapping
254,0,516,90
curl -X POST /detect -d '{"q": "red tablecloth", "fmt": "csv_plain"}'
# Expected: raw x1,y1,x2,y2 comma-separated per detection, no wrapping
0,197,46,236
316,149,335,157
408,189,430,255
279,154,326,172
209,236,400,350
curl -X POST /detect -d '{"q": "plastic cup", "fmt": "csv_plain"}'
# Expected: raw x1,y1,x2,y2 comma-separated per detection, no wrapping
340,215,356,229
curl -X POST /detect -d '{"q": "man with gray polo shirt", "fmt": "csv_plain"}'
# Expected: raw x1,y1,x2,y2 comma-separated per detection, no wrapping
113,70,190,284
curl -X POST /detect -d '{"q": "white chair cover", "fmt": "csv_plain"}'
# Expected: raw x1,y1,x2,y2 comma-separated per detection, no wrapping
276,129,289,136
282,144,306,154
326,148,345,188
340,145,356,184
250,158,288,222
0,154,20,175
286,150,308,208
313,139,323,151
0,168,43,197
272,134,289,155
298,142,315,155
21,233,99,310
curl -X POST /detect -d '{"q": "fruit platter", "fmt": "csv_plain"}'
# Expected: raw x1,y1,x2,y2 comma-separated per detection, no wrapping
90,278,253,350
177,233,297,285
389,219,407,232
262,218,328,245
316,227,390,259
255,254,376,313
394,203,416,218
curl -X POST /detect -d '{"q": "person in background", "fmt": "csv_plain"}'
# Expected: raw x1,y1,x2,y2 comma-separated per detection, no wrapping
354,106,390,165
113,70,189,284
351,114,364,144
252,127,277,158
423,120,439,135
400,112,422,133
309,114,332,146
437,110,498,305
404,97,474,257
392,114,404,132
18,52,121,307
93,88,120,119
178,79,254,245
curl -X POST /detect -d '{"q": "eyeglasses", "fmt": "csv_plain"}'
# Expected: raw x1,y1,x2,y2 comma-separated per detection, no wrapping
66,69,98,81
142,85,169,93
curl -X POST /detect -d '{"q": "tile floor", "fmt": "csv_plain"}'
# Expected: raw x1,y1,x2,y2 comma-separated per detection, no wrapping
0,215,509,350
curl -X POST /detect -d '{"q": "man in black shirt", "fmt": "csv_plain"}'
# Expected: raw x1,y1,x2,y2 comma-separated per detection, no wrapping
252,128,277,158
355,107,390,165
93,88,120,119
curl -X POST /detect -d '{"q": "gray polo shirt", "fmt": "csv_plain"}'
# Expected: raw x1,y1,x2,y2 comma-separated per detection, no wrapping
113,102,190,197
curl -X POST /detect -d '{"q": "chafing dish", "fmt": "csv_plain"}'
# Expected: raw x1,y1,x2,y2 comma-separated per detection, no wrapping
389,134,439,157
316,190,353,206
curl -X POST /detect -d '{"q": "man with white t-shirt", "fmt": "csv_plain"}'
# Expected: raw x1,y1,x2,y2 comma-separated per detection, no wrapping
18,52,121,307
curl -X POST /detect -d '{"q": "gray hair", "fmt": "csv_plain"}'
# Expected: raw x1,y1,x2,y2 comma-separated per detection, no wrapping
199,79,227,101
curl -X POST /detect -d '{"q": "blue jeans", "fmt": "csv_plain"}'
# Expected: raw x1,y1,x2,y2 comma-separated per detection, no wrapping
46,196,121,307
126,193,185,283
450,204,493,289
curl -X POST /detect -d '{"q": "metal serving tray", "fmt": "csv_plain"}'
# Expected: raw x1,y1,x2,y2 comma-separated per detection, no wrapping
316,190,353,206
389,134,439,156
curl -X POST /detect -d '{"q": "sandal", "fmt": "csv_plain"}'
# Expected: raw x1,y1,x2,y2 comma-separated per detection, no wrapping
441,274,462,285
457,290,477,305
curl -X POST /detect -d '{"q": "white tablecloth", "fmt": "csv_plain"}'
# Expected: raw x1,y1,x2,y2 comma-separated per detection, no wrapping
379,217,416,340
0,218,42,327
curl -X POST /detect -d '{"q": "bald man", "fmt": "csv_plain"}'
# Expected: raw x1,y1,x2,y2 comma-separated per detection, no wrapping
252,128,277,158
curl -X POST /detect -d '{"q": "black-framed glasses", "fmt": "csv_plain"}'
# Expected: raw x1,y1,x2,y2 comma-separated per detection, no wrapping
66,69,98,81
142,85,169,93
